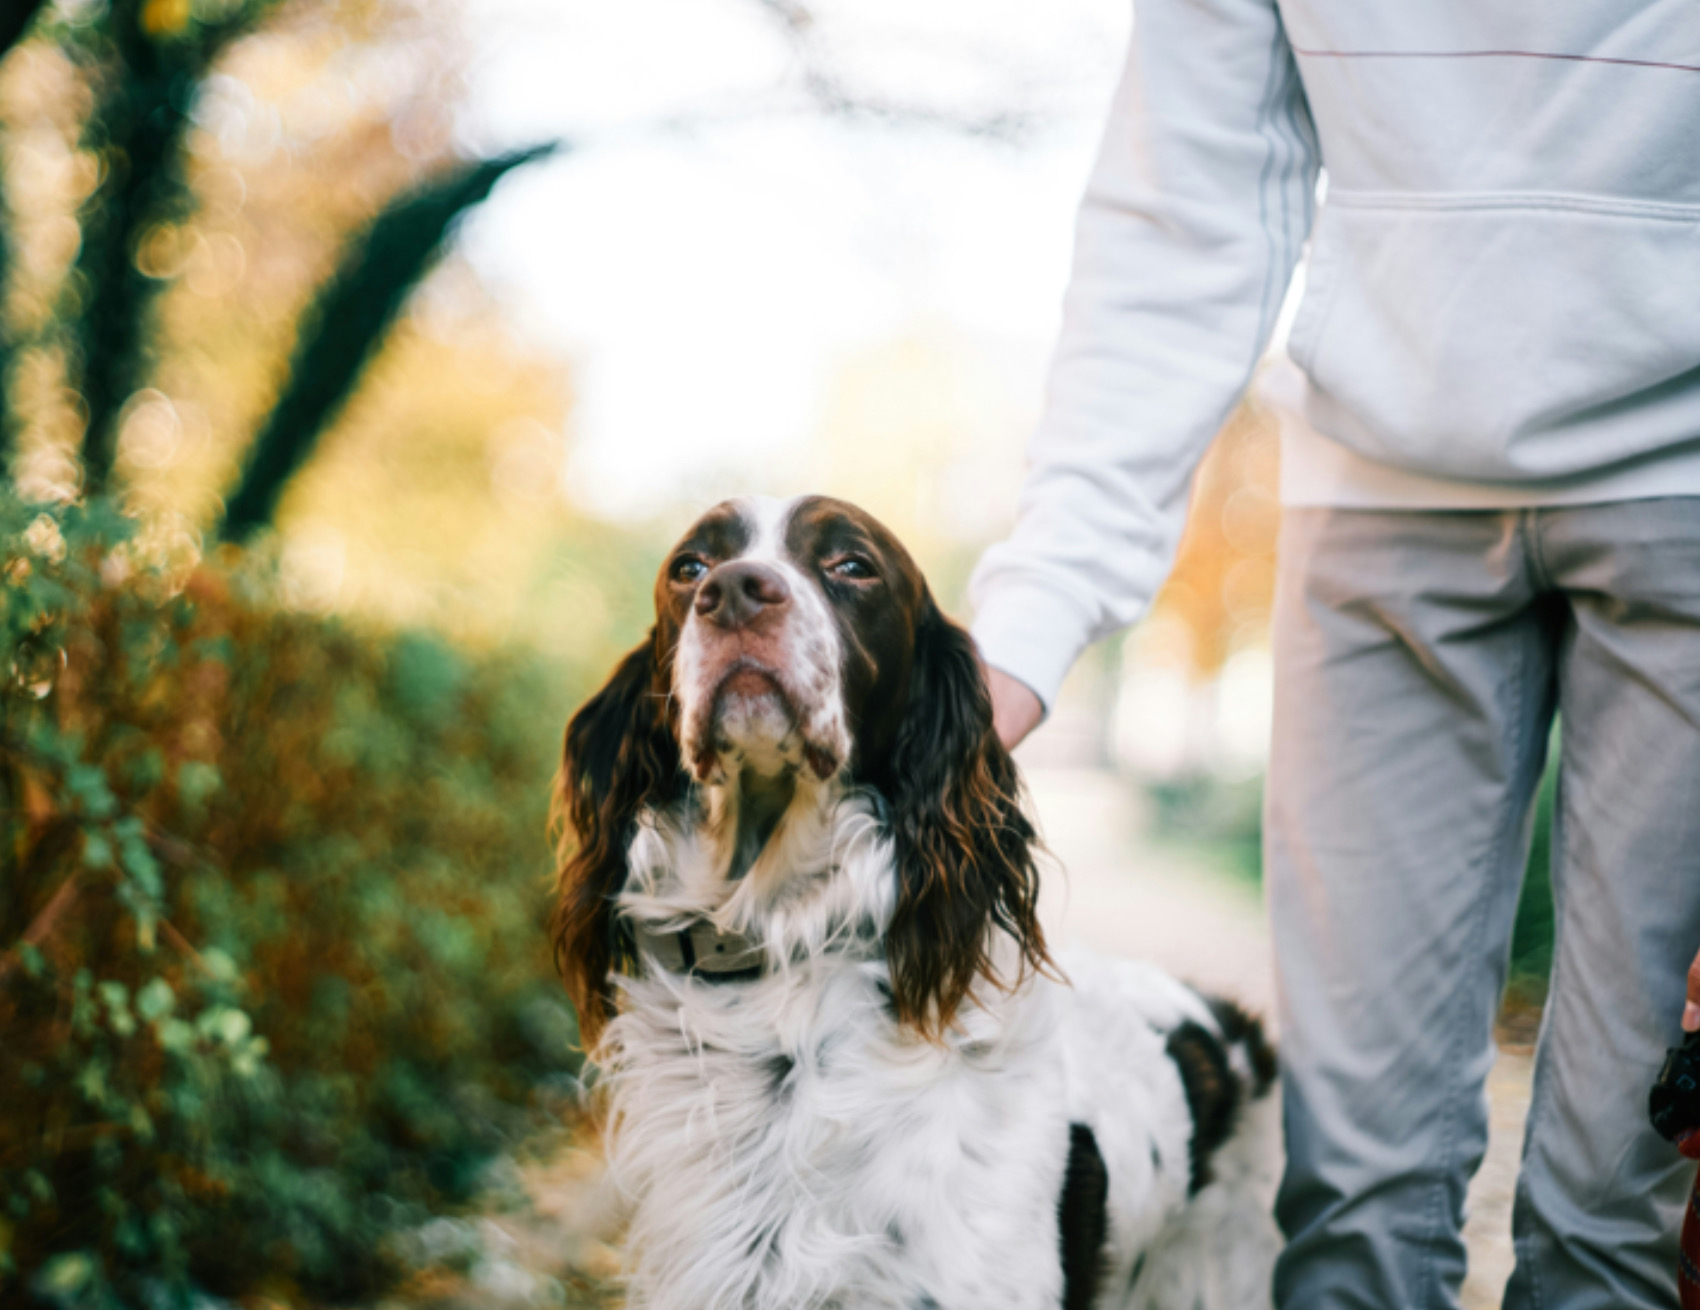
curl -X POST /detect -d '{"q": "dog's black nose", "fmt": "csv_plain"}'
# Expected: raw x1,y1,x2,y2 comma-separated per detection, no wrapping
695,561,791,629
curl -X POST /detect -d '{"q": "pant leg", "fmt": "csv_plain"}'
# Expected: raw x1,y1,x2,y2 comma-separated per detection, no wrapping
1504,499,1700,1310
1268,508,1560,1310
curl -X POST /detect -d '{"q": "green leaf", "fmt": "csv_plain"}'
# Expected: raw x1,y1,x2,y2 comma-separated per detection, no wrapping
189,633,236,664
136,977,175,1021
200,946,238,982
114,1215,148,1257
231,1038,267,1077
97,981,137,1037
82,831,114,869
66,763,118,819
176,759,222,808
33,1251,94,1297
118,833,162,894
155,1018,194,1053
126,746,165,792
197,1005,251,1046
75,1060,109,1107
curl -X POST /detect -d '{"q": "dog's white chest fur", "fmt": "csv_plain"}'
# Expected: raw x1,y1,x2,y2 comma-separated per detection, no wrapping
610,955,1073,1309
597,797,1262,1310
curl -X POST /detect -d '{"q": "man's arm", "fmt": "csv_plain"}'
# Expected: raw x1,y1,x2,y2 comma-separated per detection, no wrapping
988,666,1044,751
971,0,1319,741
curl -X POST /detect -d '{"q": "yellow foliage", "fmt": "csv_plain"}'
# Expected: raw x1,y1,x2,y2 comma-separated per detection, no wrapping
268,275,579,644
1153,396,1282,675
141,0,192,37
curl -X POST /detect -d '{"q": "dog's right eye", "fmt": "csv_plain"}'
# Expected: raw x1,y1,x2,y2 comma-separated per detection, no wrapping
670,556,708,584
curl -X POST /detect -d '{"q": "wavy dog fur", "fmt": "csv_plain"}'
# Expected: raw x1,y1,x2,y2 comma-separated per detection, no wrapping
551,633,681,1048
877,603,1048,1037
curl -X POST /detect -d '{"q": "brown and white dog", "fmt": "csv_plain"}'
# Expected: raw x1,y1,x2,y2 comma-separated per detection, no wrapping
554,495,1279,1310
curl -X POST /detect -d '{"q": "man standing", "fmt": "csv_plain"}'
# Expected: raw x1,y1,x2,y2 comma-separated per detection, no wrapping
970,3,1700,1306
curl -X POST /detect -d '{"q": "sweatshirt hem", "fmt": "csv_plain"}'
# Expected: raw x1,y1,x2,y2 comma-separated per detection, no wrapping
1276,410,1700,510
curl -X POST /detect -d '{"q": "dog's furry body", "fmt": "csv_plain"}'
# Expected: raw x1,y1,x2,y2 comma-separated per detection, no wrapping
556,497,1281,1310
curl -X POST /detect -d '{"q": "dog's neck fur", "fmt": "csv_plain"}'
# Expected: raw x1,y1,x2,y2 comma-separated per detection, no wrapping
619,760,895,973
723,766,797,882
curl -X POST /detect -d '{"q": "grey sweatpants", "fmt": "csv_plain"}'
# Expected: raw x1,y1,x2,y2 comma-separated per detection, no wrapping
1266,501,1700,1310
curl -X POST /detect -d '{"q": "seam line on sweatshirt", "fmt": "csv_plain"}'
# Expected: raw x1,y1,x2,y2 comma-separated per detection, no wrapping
1326,190,1700,221
1251,20,1288,378
1251,17,1312,380
1285,66,1319,237
1290,46,1700,76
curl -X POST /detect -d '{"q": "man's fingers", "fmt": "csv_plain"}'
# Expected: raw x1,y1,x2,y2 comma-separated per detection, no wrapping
1685,953,1700,1032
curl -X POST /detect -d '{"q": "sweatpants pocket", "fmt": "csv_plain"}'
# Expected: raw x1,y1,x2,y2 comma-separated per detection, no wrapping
1289,193,1700,482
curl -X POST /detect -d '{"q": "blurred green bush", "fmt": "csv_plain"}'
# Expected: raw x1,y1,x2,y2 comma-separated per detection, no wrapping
1502,754,1557,1024
0,495,584,1306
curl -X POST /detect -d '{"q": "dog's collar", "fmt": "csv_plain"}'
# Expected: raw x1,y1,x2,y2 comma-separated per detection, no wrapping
632,920,765,984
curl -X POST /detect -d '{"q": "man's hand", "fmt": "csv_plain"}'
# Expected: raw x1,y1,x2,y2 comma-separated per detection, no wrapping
985,665,1043,752
1686,946,1700,1032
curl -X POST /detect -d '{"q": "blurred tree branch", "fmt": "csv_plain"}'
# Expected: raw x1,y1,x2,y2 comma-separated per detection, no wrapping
70,0,281,494
0,0,51,471
0,0,50,63
218,142,557,543
575,0,1048,146
744,0,1036,142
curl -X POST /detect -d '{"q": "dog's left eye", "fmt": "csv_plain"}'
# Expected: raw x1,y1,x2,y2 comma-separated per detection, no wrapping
825,556,876,581
671,556,709,584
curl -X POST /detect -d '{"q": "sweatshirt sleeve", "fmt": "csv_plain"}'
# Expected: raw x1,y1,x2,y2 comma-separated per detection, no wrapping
969,0,1319,711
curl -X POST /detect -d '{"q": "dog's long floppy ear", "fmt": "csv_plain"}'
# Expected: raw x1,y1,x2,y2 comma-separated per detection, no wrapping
551,630,682,1050
884,603,1052,1038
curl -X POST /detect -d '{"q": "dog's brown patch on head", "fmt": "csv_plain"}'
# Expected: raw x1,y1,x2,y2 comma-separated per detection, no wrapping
654,502,755,642
777,498,1053,1038
782,496,930,781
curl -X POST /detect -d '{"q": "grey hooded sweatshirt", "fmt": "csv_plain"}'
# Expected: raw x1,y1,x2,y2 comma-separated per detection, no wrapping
970,0,1700,710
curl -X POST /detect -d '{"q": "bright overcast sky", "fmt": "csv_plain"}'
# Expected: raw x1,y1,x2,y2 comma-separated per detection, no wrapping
456,0,1131,520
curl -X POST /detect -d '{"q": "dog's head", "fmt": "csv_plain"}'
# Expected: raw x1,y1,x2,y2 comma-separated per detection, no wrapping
553,495,1048,1046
